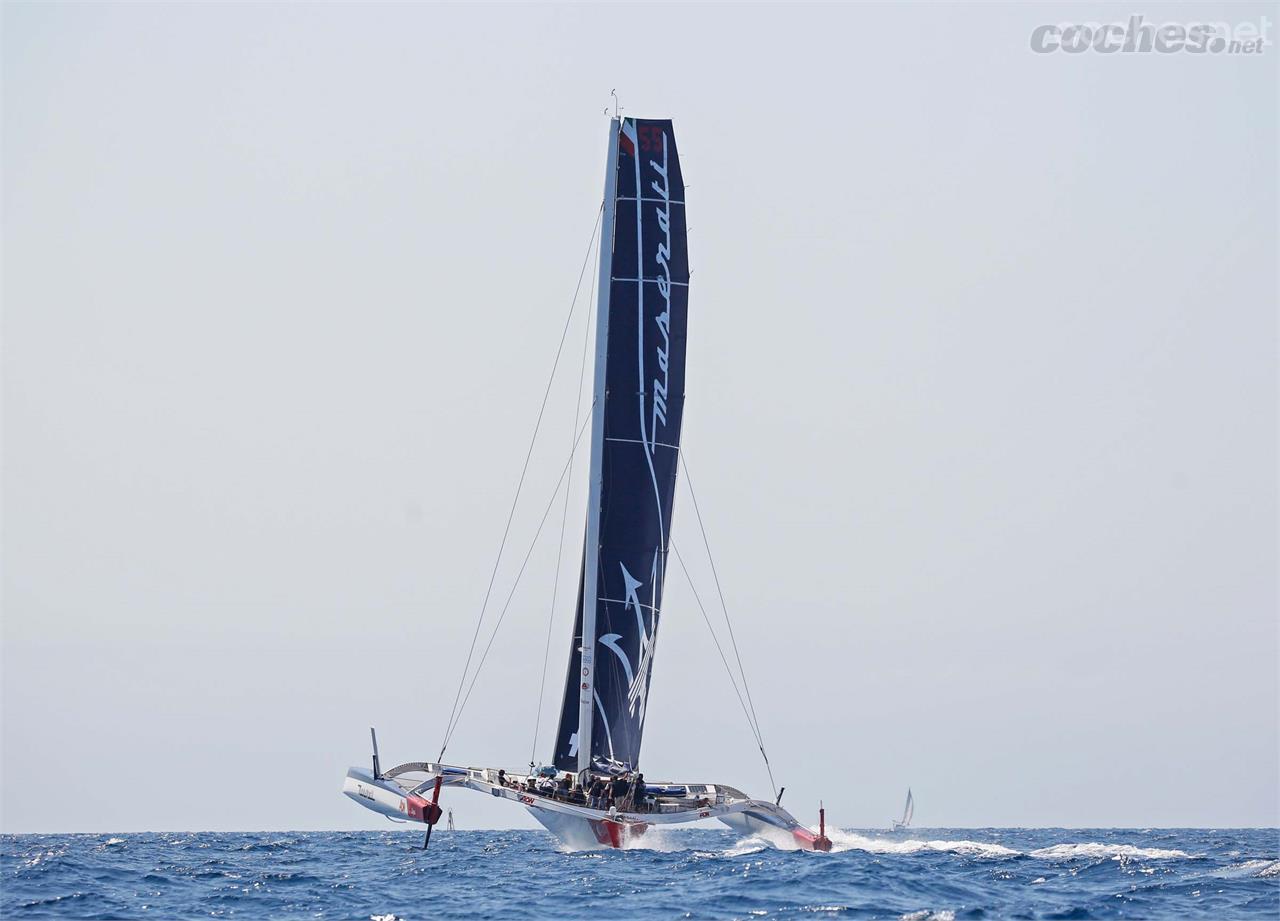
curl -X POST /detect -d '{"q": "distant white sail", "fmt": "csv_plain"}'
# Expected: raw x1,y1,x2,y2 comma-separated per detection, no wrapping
892,788,914,829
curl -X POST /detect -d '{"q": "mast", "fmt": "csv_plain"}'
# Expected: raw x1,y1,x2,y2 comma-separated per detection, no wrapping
577,117,620,774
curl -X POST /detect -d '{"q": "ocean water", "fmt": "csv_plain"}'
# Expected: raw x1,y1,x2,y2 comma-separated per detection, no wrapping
2,828,1276,920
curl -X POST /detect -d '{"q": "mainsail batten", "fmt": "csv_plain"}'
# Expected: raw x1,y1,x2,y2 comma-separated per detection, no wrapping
553,117,689,773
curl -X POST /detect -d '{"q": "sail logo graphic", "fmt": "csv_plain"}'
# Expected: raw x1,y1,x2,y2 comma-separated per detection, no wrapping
637,123,665,153
599,558,659,726
647,134,674,455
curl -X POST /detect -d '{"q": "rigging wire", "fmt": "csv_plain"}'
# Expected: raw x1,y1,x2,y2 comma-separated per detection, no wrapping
436,203,604,763
529,245,598,770
438,412,594,757
669,542,770,764
677,455,779,798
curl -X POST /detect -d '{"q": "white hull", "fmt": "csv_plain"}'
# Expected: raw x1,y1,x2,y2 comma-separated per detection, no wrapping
343,768,413,820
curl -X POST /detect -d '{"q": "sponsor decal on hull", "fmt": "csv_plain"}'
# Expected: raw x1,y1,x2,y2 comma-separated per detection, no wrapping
589,818,649,848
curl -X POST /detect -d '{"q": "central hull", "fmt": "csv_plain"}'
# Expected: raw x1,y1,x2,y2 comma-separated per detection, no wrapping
525,805,651,850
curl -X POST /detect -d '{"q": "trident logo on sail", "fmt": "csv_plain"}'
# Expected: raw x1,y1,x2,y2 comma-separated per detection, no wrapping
599,555,660,726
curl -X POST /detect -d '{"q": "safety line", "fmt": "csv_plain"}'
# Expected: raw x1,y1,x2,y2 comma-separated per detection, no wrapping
670,541,777,798
440,412,594,755
679,455,779,798
436,203,604,763
529,236,598,770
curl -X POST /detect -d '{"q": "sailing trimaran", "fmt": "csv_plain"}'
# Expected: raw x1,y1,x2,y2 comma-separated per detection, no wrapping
342,117,832,852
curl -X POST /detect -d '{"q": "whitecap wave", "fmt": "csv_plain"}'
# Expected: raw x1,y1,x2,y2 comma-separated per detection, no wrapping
23,847,68,868
900,911,955,921
1029,843,1191,861
1213,858,1280,879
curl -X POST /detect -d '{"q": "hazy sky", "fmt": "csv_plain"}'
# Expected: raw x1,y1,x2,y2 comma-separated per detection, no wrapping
3,2,1275,833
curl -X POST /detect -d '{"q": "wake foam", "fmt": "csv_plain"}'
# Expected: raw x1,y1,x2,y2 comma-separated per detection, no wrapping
617,827,693,853
827,830,1017,859
720,829,1201,862
1028,843,1192,861
721,836,770,857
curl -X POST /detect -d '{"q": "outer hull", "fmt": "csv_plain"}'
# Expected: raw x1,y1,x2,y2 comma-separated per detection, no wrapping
343,767,411,820
719,806,833,851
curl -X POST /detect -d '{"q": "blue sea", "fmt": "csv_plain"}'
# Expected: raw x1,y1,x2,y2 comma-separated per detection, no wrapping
3,828,1276,920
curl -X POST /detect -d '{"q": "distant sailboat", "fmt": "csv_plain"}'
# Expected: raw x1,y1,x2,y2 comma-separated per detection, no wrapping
340,116,833,853
892,788,914,831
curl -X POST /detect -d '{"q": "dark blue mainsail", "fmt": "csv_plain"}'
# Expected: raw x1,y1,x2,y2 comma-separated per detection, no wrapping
553,118,688,772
